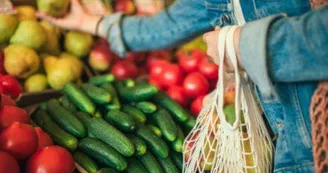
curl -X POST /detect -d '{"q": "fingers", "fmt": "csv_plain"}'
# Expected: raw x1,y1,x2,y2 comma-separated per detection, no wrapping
36,12,68,28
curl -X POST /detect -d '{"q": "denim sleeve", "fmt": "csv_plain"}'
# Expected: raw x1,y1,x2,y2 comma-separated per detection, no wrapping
240,6,328,97
100,0,214,57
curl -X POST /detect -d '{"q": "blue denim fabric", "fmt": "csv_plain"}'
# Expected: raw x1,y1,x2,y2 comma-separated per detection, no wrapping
99,1,327,172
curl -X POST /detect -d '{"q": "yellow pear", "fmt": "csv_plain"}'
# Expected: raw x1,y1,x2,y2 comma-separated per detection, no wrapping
0,14,18,44
64,31,93,58
59,53,83,79
40,21,61,55
16,6,36,21
24,74,47,92
36,0,70,17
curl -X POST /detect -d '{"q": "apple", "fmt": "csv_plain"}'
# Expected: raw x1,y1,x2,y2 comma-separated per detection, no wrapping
115,0,136,15
125,52,146,64
88,38,115,72
0,49,6,74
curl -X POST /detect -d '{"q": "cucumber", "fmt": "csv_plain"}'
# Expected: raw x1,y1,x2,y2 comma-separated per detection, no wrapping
79,138,127,171
104,110,136,132
116,82,158,102
31,110,78,151
126,158,148,173
121,105,146,124
94,109,103,118
98,168,119,173
171,126,184,152
135,101,157,114
127,134,147,156
151,108,177,142
88,118,135,157
153,91,189,122
184,116,196,130
147,124,162,137
76,111,92,127
89,74,115,86
124,79,135,87
63,83,96,114
60,95,77,114
156,156,180,173
138,151,164,173
170,151,183,170
136,126,169,158
73,151,99,173
102,84,121,110
39,102,47,110
81,83,111,104
46,99,86,138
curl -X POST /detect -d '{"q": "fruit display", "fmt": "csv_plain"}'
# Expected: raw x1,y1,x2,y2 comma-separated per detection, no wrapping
31,75,193,172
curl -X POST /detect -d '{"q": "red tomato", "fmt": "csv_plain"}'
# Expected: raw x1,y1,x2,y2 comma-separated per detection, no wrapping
111,60,138,80
183,72,209,98
148,76,164,90
1,94,16,106
198,58,219,79
149,60,169,78
159,64,183,88
26,146,75,173
34,127,53,150
177,49,205,72
190,95,205,116
166,86,188,107
0,151,20,173
0,105,29,129
0,122,38,160
146,50,172,69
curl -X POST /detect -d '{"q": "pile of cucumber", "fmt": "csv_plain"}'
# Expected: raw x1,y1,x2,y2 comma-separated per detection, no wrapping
31,74,196,173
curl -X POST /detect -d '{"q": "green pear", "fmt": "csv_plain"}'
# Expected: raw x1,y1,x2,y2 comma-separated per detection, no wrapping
65,31,93,58
223,104,236,125
37,0,70,17
16,6,37,21
40,21,60,55
0,14,18,45
10,20,47,50
59,52,83,79
24,74,48,92
4,44,40,79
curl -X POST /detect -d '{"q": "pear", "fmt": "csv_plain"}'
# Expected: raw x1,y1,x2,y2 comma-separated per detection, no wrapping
43,55,58,74
37,0,70,17
24,74,48,92
10,20,46,50
0,14,18,45
65,31,93,58
59,53,83,79
40,21,60,55
16,6,36,21
4,44,40,79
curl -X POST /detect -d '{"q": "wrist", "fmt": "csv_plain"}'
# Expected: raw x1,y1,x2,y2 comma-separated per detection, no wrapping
80,15,102,35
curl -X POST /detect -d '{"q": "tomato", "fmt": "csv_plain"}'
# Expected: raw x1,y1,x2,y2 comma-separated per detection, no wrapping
34,127,53,150
183,72,209,98
149,60,169,78
190,95,205,116
0,122,38,160
177,49,205,72
198,58,219,79
27,146,75,173
125,52,146,64
0,151,20,173
148,76,164,90
166,86,188,107
146,50,172,69
111,60,138,80
1,94,16,106
0,105,29,129
159,64,183,88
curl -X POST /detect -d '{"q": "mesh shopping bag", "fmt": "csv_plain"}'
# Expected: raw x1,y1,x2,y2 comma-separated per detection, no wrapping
183,26,274,173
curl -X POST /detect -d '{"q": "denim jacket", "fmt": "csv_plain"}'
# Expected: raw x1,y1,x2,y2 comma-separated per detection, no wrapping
99,1,328,172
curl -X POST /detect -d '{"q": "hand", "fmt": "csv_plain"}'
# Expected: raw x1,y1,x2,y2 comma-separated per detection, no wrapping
37,0,102,35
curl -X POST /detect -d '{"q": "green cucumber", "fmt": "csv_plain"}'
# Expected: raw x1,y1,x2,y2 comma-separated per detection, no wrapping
171,126,184,153
31,110,78,151
102,83,121,110
156,156,180,173
79,137,127,171
81,83,111,104
116,82,158,102
147,124,162,137
121,105,147,124
88,118,135,157
63,83,96,114
136,126,169,158
46,99,86,138
94,109,103,118
98,168,119,173
89,74,115,86
60,95,77,114
124,79,135,87
104,110,136,132
39,102,47,110
184,116,196,130
153,91,189,122
76,111,92,127
127,134,147,156
170,151,183,170
73,151,99,173
126,158,148,173
135,101,157,114
138,151,164,173
151,108,177,142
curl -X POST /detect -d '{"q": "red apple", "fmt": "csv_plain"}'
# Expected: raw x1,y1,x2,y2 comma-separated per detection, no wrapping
125,52,146,64
89,38,115,72
111,60,138,80
115,0,136,15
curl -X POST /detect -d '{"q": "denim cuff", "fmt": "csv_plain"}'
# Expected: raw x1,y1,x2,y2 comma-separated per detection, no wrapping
239,14,285,99
99,13,126,57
